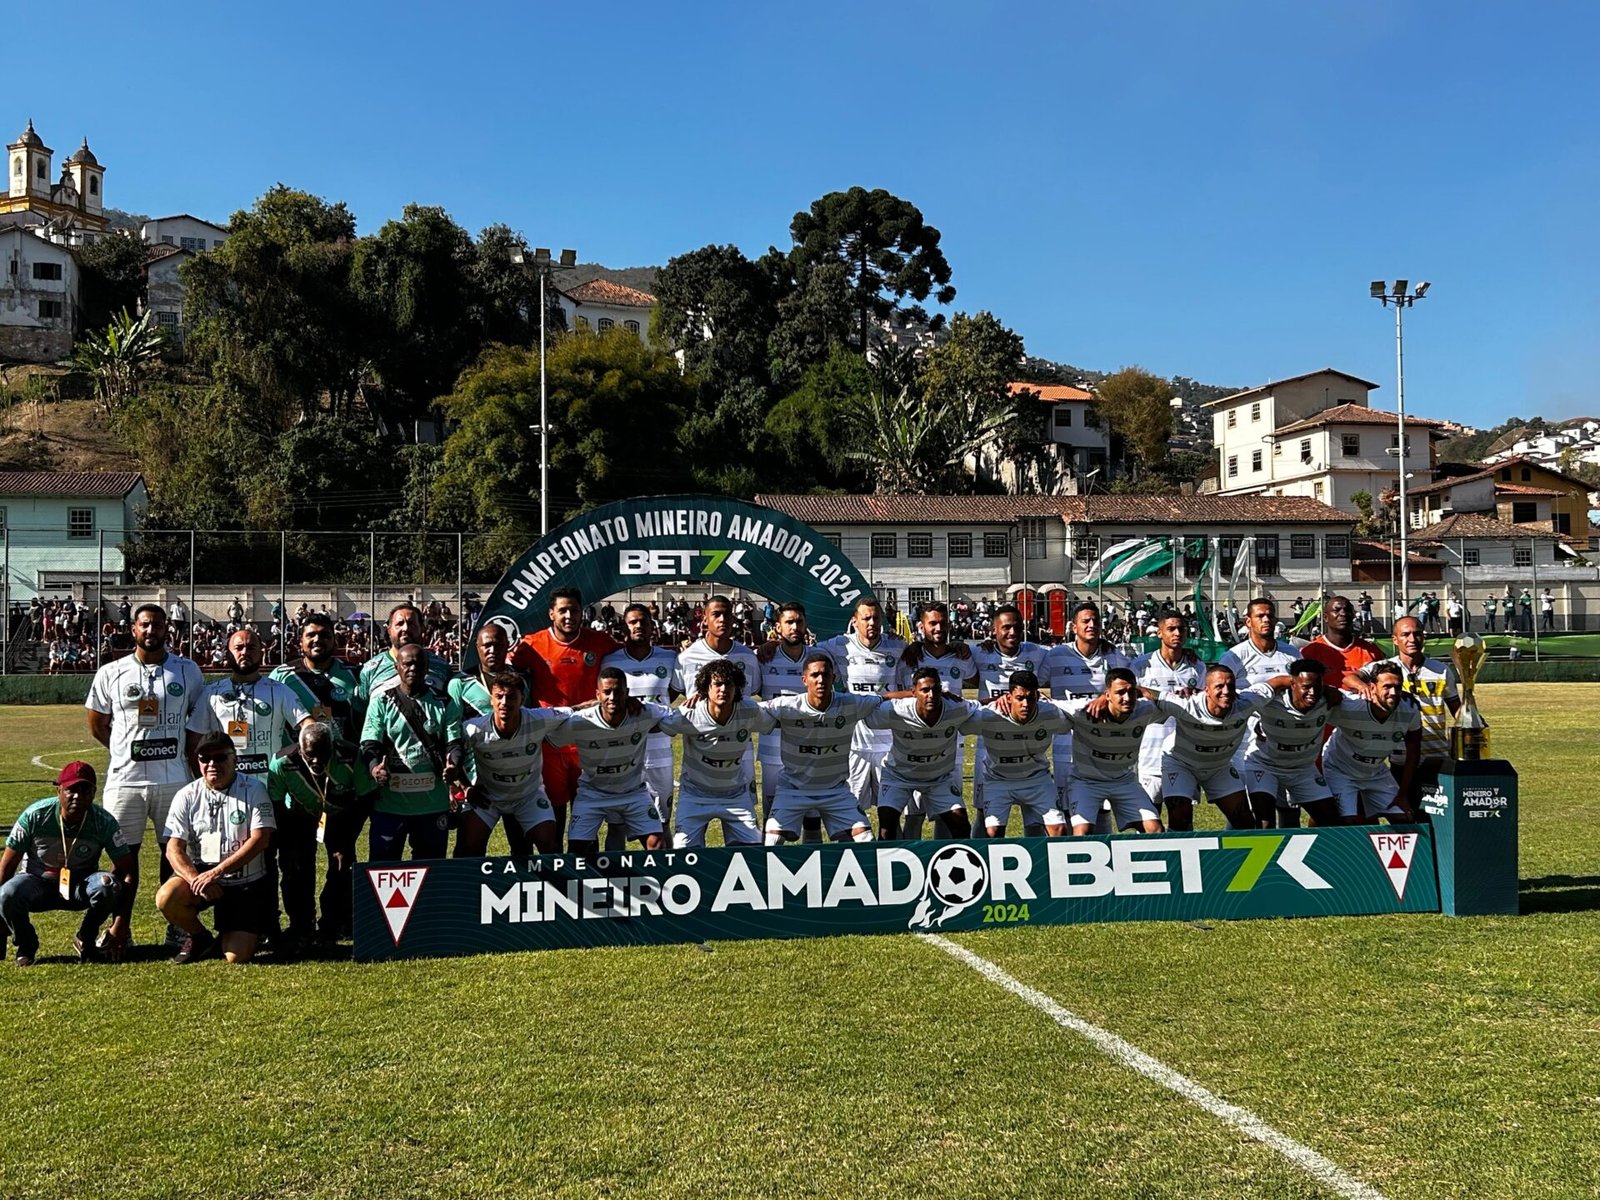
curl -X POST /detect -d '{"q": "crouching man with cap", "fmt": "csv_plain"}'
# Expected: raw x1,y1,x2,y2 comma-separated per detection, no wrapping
155,731,276,964
0,762,136,966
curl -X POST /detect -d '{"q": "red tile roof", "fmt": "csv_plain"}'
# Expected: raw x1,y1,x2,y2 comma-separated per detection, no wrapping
1272,403,1448,436
1353,539,1438,565
1410,513,1562,543
1407,456,1597,498
1204,369,1381,407
0,471,143,497
753,492,1354,526
563,279,656,308
1008,381,1094,403
1494,483,1565,498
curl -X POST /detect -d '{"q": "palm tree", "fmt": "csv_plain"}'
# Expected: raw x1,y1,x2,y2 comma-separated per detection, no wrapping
74,308,165,415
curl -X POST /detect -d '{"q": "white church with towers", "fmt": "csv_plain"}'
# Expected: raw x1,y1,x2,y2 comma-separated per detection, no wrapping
1,118,109,245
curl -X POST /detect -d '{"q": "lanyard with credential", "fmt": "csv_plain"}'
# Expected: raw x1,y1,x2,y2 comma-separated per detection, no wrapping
57,801,85,899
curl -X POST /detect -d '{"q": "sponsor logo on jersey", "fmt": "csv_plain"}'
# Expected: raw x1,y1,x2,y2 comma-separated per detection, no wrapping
166,682,185,697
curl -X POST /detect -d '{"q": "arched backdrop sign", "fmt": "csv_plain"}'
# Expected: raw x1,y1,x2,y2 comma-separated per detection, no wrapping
468,495,873,669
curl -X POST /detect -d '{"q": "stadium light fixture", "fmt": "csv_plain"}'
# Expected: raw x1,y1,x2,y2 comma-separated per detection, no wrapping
1369,279,1432,607
1370,280,1385,298
1392,279,1408,297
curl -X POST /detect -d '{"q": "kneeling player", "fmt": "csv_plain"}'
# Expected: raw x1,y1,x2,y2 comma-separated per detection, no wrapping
546,669,671,855
761,653,880,844
968,671,1071,838
1322,661,1422,823
1239,659,1345,828
1064,669,1165,834
457,672,568,856
866,666,976,839
657,659,774,848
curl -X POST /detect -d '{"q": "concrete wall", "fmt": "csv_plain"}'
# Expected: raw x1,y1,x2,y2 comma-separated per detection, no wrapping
141,217,227,252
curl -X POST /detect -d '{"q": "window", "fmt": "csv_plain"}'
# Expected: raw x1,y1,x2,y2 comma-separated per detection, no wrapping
983,532,1009,558
161,235,174,245
1251,449,1263,472
625,320,640,335
907,533,933,559
11,157,19,177
1325,534,1350,559
1227,410,1237,428
947,532,972,558
820,530,841,548
67,508,94,539
1341,434,1360,457
88,176,98,195
31,261,62,280
598,317,614,332
1181,538,1206,578
1313,481,1325,499
871,533,896,559
1513,546,1532,567
1254,536,1280,575
1227,455,1238,478
575,315,589,329
1290,534,1315,560
1511,501,1537,524
1054,406,1073,428
1250,401,1261,422
1499,468,1511,481
1300,439,1312,464
879,588,897,608
213,239,224,249
37,299,63,319
35,160,45,179
1463,547,1480,566
909,587,934,607
1555,512,1572,534
155,311,179,328
1218,536,1241,574
1022,517,1047,559
180,236,206,252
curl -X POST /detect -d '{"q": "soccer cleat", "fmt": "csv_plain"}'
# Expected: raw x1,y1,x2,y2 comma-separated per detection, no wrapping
172,931,219,964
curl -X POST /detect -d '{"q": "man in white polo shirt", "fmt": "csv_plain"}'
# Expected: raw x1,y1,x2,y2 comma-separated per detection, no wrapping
85,602,205,958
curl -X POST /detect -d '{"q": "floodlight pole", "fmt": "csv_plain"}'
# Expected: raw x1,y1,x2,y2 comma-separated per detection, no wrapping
515,247,578,536
1372,281,1428,612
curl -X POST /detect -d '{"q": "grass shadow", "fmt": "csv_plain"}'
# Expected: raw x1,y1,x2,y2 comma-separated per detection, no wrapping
1519,875,1600,915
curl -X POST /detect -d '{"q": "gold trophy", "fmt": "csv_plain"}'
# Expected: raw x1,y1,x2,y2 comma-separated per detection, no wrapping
1450,634,1491,760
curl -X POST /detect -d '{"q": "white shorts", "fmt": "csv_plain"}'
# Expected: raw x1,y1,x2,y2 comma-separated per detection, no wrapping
878,766,964,816
757,733,783,801
467,787,556,834
102,780,186,848
972,741,988,809
644,760,674,808
674,786,762,848
1068,776,1159,830
1241,756,1332,808
848,744,887,809
1160,754,1247,805
568,787,663,843
1327,769,1404,819
768,787,869,841
981,775,1064,832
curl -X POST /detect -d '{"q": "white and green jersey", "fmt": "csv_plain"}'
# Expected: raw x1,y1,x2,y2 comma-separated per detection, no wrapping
1217,639,1299,689
821,632,907,755
896,646,978,694
760,644,812,698
1245,691,1337,771
1153,685,1276,773
602,645,682,769
86,651,207,787
678,638,763,698
1046,641,1133,701
163,774,276,885
967,702,1072,781
463,707,571,806
1323,694,1421,780
7,798,130,876
1061,698,1164,783
970,641,1051,700
867,696,976,783
357,648,455,710
187,676,309,778
760,693,882,793
1132,649,1204,776
268,660,360,742
547,703,672,798
658,701,776,799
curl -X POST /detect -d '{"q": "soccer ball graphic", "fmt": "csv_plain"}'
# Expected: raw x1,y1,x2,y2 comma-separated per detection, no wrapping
929,844,988,906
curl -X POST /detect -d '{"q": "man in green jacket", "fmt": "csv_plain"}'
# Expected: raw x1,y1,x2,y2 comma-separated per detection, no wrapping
360,643,467,860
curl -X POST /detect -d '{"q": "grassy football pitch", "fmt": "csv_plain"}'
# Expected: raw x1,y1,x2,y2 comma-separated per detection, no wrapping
1,686,1597,1200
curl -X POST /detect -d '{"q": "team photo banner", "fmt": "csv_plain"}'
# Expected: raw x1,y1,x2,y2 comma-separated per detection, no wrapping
470,496,871,668
354,826,1440,961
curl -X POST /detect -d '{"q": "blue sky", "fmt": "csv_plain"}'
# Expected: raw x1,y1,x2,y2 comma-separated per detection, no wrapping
20,2,1598,429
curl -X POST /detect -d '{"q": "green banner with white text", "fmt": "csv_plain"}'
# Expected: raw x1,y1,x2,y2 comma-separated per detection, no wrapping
354,826,1440,961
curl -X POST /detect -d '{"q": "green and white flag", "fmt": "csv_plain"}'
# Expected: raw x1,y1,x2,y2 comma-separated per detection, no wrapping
1084,536,1175,587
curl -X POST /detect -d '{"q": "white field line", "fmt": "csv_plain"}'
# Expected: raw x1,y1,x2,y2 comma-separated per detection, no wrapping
920,933,1389,1200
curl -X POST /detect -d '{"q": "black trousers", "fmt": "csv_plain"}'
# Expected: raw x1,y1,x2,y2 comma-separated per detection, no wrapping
276,797,373,938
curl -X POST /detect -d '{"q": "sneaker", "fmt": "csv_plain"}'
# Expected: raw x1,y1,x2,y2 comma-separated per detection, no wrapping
97,927,131,963
74,933,107,964
14,942,38,968
172,931,218,964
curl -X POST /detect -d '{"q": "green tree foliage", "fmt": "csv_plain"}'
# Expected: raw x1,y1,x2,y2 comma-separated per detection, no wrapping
921,311,1032,469
183,186,364,425
783,187,955,356
652,244,779,390
75,233,148,334
471,223,536,348
73,309,165,415
1094,366,1175,475
763,346,878,491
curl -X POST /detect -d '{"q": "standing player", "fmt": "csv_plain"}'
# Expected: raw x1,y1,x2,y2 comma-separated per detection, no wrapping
600,604,682,842
967,670,1072,838
678,595,764,803
1323,662,1422,823
1301,595,1381,688
761,653,881,844
1218,597,1303,827
1349,615,1459,810
458,672,569,856
656,659,775,848
1239,659,1347,828
358,603,456,708
508,586,620,847
970,605,1051,827
867,666,977,840
1062,669,1166,834
1044,602,1133,829
754,602,821,841
546,669,671,855
269,612,360,743
85,602,206,958
818,597,907,821
895,602,978,839
1132,610,1203,827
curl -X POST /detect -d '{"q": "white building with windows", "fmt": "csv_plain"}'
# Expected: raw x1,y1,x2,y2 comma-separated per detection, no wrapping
969,382,1111,493
0,225,77,360
557,278,655,344
140,214,228,254
0,471,147,601
1205,368,1448,512
143,244,194,335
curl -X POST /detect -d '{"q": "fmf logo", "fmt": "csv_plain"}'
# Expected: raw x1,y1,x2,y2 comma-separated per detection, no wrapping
370,867,428,944
619,549,750,576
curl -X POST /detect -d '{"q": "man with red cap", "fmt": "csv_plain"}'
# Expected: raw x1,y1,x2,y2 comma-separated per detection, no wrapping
0,763,137,966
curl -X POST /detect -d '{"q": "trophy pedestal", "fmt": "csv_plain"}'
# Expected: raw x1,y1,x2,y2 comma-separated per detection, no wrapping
1423,759,1519,916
